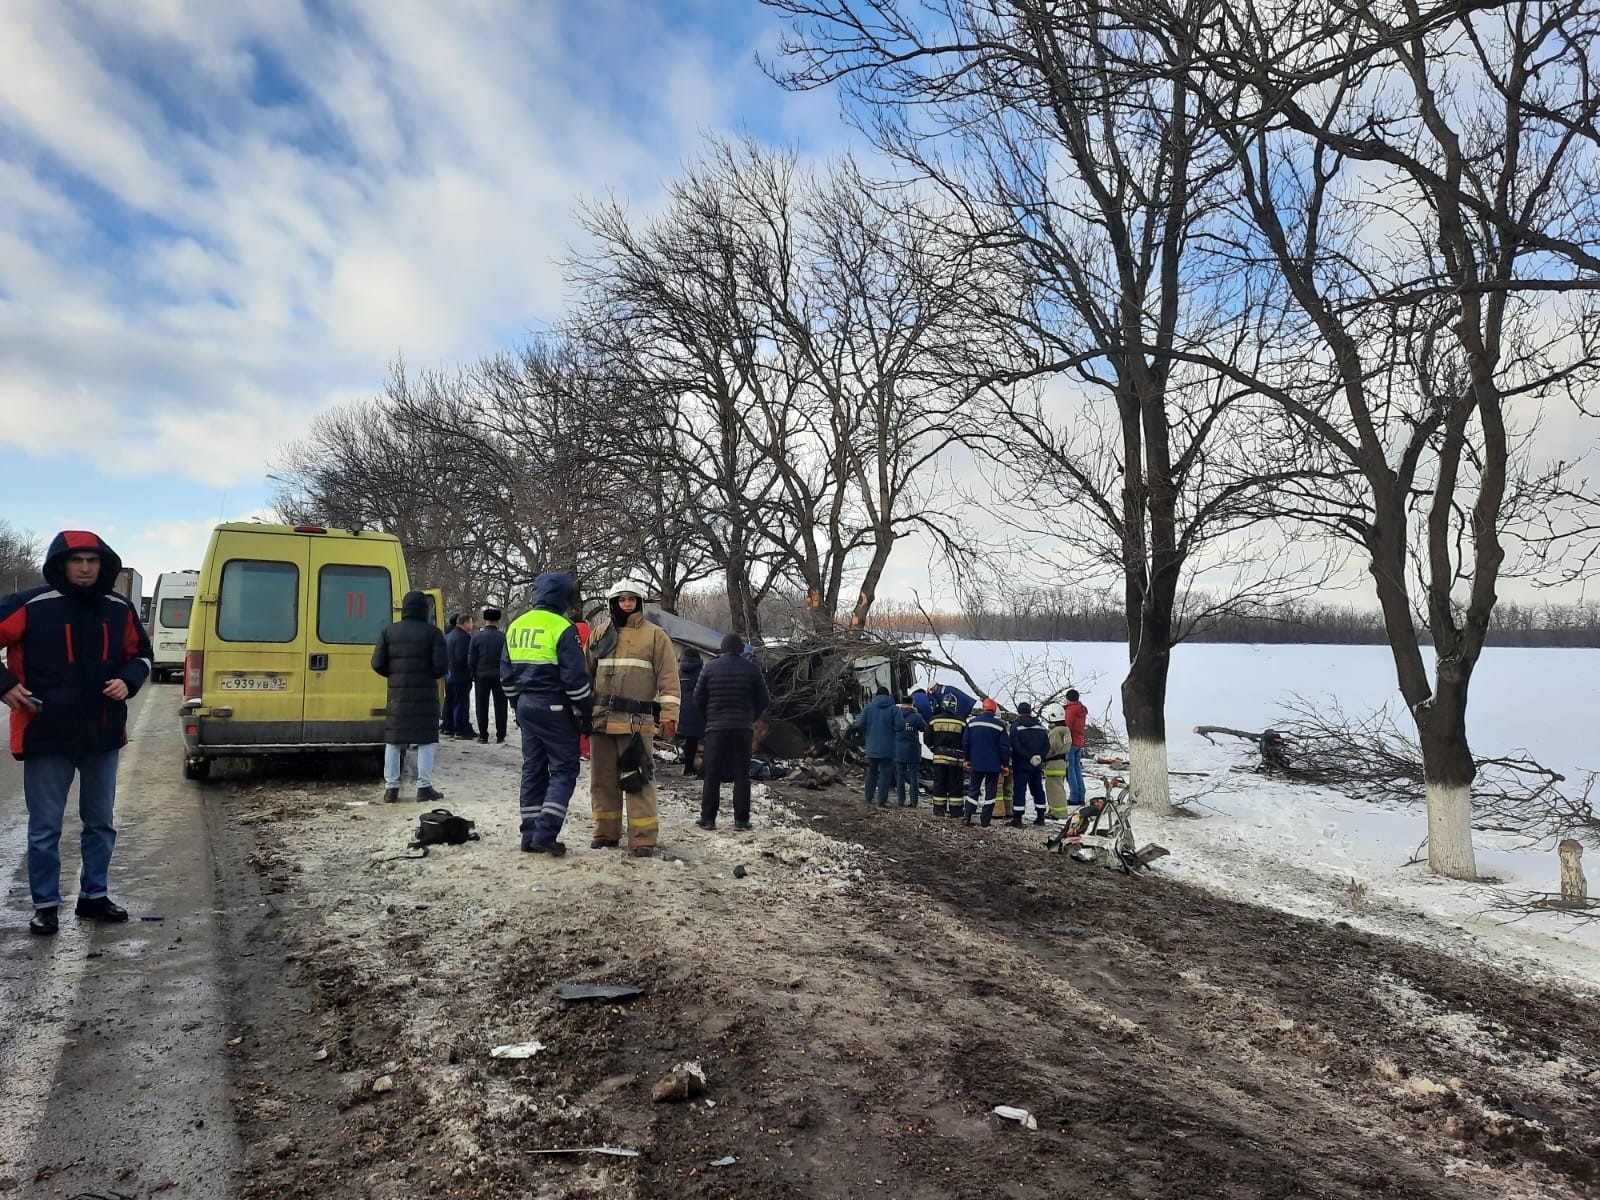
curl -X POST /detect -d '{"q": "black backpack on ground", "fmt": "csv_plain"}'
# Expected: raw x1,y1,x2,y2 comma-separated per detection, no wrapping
409,809,480,855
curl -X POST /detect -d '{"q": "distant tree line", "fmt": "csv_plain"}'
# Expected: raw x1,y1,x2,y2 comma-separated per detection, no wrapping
865,594,1600,649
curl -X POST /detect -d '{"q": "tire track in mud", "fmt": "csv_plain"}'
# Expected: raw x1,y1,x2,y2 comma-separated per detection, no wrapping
200,766,1600,1200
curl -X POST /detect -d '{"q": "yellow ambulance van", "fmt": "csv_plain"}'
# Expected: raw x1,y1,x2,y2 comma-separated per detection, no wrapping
180,523,421,780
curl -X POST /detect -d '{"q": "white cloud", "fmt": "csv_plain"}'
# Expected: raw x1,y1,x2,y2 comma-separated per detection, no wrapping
0,0,847,491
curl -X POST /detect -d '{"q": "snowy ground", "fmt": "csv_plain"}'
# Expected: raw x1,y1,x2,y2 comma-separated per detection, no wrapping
933,640,1600,991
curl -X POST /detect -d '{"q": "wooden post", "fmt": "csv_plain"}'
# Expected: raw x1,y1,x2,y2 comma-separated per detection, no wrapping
1558,839,1587,908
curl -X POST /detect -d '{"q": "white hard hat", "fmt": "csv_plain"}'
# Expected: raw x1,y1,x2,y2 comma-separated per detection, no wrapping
1042,702,1067,724
606,577,651,601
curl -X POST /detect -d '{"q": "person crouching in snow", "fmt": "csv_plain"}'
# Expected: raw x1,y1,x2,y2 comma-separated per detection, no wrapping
962,697,1011,826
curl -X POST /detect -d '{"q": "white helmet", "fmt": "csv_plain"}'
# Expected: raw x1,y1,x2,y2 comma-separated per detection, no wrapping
606,577,651,601
1042,702,1067,724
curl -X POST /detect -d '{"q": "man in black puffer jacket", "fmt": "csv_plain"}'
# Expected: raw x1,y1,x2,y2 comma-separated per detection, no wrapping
0,530,153,936
372,591,448,802
692,633,769,831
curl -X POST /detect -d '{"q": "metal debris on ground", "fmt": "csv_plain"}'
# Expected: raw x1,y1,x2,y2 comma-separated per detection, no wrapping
489,1040,547,1059
529,1146,640,1158
553,982,645,1001
992,1105,1039,1130
709,1156,737,1167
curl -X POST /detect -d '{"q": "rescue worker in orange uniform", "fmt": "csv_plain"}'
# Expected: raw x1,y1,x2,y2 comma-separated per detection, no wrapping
585,578,680,857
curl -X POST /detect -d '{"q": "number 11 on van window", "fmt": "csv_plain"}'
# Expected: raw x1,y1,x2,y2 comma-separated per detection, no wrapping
346,592,365,619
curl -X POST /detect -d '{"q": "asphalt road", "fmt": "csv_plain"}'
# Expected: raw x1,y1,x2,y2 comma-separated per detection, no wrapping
0,685,242,1197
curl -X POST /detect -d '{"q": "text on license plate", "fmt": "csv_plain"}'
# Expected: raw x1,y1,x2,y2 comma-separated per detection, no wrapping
218,675,288,691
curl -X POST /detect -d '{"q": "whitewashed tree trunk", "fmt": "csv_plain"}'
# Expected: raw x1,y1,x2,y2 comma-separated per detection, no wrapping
1558,840,1586,908
1129,735,1170,810
1425,781,1477,880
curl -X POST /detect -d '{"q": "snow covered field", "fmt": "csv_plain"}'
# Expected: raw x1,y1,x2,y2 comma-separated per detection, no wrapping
936,640,1600,990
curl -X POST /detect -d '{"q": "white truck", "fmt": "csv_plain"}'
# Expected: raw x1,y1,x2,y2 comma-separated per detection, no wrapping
114,567,143,613
149,570,200,682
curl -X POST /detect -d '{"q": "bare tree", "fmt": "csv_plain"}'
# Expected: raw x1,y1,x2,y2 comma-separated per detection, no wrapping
766,0,1324,806
1171,0,1600,876
0,519,42,595
573,139,981,638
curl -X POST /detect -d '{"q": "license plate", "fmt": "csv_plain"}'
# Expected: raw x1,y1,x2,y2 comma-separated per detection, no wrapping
218,675,288,691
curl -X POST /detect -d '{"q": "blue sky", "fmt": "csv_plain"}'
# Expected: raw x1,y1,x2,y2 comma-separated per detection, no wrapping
0,0,852,586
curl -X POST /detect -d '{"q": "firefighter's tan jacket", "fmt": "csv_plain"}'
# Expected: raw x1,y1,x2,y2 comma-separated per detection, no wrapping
1044,724,1073,777
585,610,680,736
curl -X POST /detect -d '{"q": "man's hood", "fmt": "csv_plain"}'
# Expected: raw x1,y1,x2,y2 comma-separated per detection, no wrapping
42,530,120,596
867,693,894,711
530,572,577,614
401,590,429,620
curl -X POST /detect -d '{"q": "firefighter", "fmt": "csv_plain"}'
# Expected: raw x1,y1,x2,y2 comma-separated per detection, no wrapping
925,692,966,817
586,578,680,856
1042,702,1074,820
1008,701,1050,826
961,697,1010,827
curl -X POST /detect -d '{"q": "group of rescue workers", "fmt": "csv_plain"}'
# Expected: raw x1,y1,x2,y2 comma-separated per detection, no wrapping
853,682,1089,827
378,567,1093,862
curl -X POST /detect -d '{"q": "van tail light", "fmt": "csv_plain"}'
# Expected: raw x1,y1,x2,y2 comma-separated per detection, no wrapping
184,650,204,700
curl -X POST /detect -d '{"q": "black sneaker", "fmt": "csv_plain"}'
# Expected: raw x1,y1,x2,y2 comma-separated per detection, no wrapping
476,736,488,744
495,736,506,744
695,817,716,830
590,837,619,849
416,786,445,802
383,787,400,803
74,896,129,923
29,906,58,936
733,820,753,832
522,838,567,856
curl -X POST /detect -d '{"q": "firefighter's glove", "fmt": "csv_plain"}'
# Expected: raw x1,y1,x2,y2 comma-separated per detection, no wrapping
1029,755,1042,767
1001,766,1011,776
659,718,677,740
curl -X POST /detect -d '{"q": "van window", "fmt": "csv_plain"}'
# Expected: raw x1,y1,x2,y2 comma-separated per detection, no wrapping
158,597,192,629
318,564,392,644
218,560,299,643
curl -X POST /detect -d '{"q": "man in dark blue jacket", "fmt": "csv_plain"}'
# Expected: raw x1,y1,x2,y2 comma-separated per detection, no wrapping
502,574,592,855
692,633,769,830
961,698,1011,827
853,686,898,808
444,612,476,739
1008,702,1051,827
892,698,928,808
468,607,509,743
0,531,153,935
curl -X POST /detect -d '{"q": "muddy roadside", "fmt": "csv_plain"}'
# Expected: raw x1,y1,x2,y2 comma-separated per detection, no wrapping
204,743,1600,1199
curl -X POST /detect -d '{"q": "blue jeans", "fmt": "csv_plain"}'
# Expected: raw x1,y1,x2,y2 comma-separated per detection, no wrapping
517,700,580,844
894,761,920,806
384,743,437,789
864,757,894,805
24,750,120,909
1067,746,1085,805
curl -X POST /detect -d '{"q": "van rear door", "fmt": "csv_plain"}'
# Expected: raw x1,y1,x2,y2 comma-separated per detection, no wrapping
207,543,309,745
302,547,395,746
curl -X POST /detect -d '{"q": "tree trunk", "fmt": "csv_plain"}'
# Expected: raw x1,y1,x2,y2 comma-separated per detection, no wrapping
1122,618,1173,809
1416,668,1478,880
